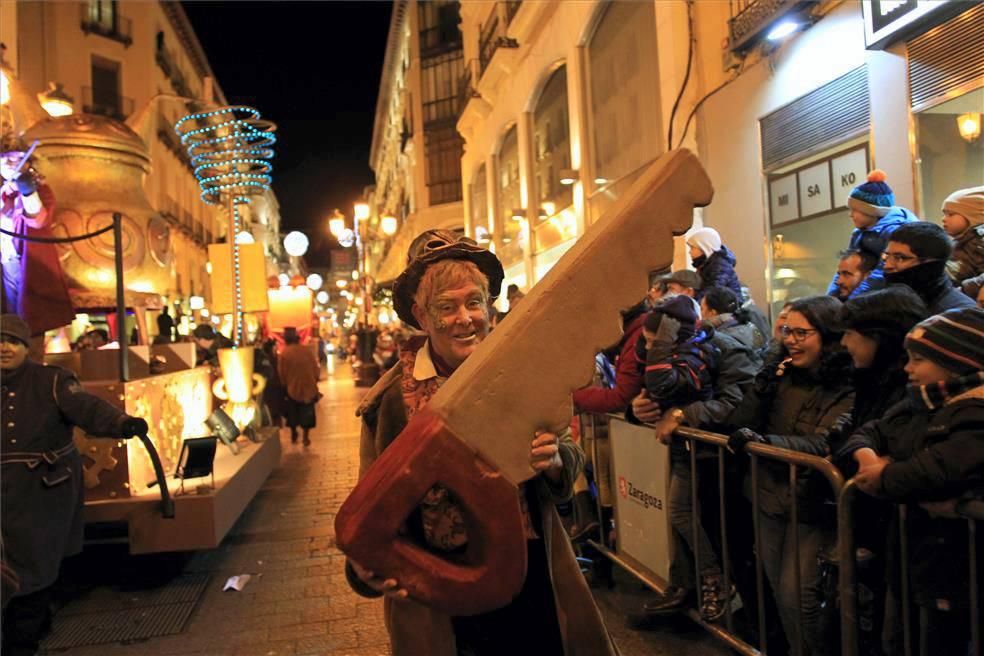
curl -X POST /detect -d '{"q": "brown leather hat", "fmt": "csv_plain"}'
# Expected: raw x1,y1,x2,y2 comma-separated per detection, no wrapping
393,230,504,329
0,314,31,345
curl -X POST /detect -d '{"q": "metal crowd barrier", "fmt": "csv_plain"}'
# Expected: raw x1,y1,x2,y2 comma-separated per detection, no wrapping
577,412,981,656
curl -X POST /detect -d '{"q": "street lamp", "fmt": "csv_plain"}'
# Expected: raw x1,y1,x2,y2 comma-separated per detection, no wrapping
380,215,398,236
354,203,370,222
37,81,75,117
283,231,309,257
328,209,346,237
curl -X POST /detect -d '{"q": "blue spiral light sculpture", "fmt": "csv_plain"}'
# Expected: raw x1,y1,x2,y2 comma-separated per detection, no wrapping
175,106,277,346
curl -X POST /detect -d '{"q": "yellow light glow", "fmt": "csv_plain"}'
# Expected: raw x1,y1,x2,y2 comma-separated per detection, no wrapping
41,99,73,117
336,279,347,288
0,70,9,106
355,297,364,306
354,203,370,222
235,230,254,244
190,295,205,310
205,261,213,274
381,215,398,236
351,270,359,280
306,273,323,290
316,291,329,304
328,209,346,237
37,82,74,117
957,112,981,143
542,201,556,217
214,347,261,405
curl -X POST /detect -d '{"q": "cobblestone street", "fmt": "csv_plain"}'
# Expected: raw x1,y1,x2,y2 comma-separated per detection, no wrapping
45,365,724,656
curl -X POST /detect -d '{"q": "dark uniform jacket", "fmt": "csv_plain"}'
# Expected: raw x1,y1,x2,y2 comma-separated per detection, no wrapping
1,360,129,596
840,386,984,607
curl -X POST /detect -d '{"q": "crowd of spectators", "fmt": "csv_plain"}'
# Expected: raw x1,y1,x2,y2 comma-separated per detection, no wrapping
571,176,983,655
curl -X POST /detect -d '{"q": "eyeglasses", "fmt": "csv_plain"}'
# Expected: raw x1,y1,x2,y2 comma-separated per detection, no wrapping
779,325,818,342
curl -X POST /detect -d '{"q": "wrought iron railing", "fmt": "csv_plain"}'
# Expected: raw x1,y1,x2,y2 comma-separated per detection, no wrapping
80,5,132,46
82,87,134,121
478,11,518,76
505,0,522,25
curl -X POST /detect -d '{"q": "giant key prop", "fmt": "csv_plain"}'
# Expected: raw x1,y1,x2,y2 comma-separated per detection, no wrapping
336,149,713,615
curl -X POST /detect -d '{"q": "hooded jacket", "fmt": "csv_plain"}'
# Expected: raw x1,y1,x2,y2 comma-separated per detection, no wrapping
826,207,917,298
572,311,646,414
694,246,741,301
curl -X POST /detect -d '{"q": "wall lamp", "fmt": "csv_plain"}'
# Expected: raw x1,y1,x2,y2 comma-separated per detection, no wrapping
511,208,526,222
558,168,579,185
957,112,981,143
38,81,75,117
380,215,398,236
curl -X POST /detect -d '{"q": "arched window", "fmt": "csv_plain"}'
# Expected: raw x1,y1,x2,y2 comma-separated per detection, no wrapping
497,125,522,263
533,66,572,226
469,163,488,241
587,2,661,214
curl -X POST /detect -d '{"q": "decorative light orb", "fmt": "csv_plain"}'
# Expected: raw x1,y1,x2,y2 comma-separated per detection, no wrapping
190,296,205,310
316,291,329,304
283,231,309,257
235,230,254,244
378,311,390,324
278,273,291,287
351,270,359,280
306,273,324,290
381,215,398,236
355,297,364,306
354,203,370,222
336,279,348,289
338,228,356,248
328,210,346,237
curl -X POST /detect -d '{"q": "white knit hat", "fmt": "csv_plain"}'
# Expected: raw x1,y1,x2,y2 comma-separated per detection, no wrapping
687,227,723,258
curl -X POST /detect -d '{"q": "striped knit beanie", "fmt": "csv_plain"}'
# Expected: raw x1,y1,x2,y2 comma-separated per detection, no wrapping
848,170,895,218
905,307,984,376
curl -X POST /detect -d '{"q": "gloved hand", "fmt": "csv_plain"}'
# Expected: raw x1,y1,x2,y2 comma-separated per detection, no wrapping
14,170,39,197
728,428,766,454
121,416,149,438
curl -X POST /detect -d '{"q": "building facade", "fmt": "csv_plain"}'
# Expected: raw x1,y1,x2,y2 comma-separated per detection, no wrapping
365,0,467,285
372,0,981,320
2,0,284,334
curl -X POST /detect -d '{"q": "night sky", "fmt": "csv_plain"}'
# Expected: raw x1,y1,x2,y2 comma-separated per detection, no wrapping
182,1,393,263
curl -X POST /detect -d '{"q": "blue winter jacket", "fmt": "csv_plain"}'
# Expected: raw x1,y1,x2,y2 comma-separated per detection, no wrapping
695,246,742,301
827,207,917,298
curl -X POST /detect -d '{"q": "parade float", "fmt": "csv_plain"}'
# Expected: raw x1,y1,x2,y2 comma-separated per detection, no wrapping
6,91,282,553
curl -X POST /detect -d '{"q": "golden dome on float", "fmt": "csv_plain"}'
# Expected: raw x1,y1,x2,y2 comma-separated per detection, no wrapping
24,114,151,169
23,113,172,309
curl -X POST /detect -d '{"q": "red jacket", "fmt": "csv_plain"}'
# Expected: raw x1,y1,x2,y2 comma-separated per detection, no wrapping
572,313,646,414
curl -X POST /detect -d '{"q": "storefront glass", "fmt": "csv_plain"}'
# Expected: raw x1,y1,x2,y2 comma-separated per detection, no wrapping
915,89,984,224
586,0,660,222
532,66,573,254
766,140,870,316
497,125,524,266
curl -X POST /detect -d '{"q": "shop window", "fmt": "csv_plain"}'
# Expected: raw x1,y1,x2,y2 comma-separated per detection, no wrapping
586,1,661,217
470,163,488,239
497,125,523,264
766,141,870,316
915,91,983,225
532,66,573,254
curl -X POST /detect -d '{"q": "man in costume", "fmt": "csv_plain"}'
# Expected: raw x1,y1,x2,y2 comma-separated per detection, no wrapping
0,135,74,337
1,314,148,654
344,230,617,656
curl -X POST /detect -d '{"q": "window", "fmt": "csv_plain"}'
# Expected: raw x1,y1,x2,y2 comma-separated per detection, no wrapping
532,66,573,251
418,0,462,56
87,56,124,119
425,127,463,206
497,125,522,261
587,2,661,216
470,164,488,237
421,52,464,125
87,0,116,32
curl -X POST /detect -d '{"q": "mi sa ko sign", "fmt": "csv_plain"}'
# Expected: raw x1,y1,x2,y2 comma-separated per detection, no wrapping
769,146,869,227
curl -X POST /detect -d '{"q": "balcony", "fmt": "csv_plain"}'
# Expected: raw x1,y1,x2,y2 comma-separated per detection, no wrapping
505,1,522,25
456,59,481,117
478,11,518,77
728,0,813,52
155,44,176,78
82,87,134,121
80,6,132,47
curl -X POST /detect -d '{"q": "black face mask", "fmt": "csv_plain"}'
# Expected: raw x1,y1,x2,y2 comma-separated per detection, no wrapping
883,259,948,301
691,253,707,268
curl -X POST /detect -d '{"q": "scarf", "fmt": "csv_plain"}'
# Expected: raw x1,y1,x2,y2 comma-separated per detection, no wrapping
907,372,984,411
883,259,950,307
397,337,538,552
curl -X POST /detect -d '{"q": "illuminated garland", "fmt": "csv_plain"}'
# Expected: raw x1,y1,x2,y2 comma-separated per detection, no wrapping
175,105,277,346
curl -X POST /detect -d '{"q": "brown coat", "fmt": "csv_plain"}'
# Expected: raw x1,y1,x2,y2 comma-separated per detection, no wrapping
348,365,619,656
277,343,319,403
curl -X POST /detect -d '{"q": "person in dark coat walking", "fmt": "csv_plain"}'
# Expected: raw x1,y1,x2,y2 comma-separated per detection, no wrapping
826,170,917,299
725,295,855,655
278,327,320,446
687,227,742,301
842,307,984,656
1,314,148,655
883,222,976,314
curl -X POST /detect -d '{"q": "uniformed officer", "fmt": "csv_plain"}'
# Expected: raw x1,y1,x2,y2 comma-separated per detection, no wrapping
1,313,148,655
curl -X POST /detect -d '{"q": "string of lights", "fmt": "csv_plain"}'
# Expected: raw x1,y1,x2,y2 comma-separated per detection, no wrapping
175,105,277,346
